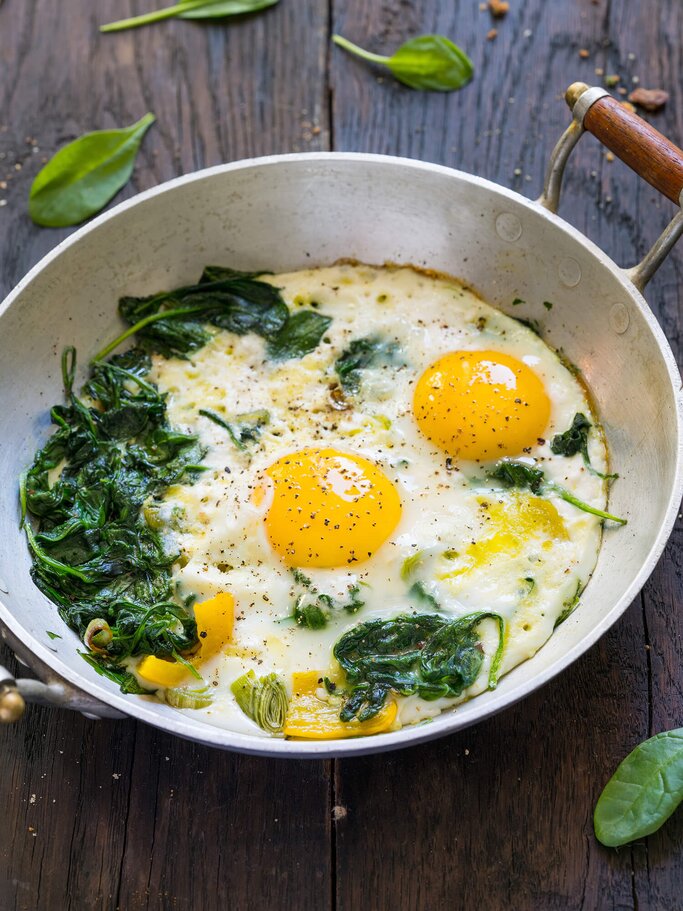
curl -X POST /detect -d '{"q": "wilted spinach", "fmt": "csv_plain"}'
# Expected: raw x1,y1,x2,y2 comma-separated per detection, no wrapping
80,652,154,695
334,335,402,394
199,408,270,451
266,310,332,361
487,460,626,525
94,266,330,363
551,412,617,480
332,34,473,92
553,579,583,628
287,569,364,629
21,346,206,683
333,612,504,722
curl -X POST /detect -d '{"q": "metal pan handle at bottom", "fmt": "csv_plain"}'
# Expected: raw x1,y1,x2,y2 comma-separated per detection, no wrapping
0,664,125,722
0,622,126,723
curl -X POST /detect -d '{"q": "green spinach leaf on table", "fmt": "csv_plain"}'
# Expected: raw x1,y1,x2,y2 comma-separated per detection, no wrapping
595,729,683,846
101,0,279,33
332,34,473,93
29,114,155,228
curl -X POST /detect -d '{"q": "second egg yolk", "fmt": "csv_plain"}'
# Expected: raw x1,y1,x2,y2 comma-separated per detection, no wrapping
413,350,550,460
262,447,402,568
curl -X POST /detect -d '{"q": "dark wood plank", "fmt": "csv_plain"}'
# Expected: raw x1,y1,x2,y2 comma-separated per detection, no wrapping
115,727,332,911
0,2,332,910
606,6,683,910
331,1,683,908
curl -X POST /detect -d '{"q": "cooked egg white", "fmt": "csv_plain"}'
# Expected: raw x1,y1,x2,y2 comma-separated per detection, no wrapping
142,263,613,737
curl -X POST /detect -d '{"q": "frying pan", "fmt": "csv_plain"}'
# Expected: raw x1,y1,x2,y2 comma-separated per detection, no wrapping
1,84,682,757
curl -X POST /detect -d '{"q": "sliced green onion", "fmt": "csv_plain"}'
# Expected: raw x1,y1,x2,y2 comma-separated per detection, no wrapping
231,670,288,733
164,685,213,709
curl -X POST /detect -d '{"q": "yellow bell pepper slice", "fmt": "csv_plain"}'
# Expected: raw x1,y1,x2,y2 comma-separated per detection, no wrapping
138,592,235,687
283,670,398,740
138,654,190,687
193,591,234,659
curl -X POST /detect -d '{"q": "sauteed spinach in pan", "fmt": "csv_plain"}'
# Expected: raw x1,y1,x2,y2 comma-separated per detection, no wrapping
20,261,624,740
20,267,330,685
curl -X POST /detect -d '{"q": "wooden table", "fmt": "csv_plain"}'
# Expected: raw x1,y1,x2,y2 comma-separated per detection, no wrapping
1,2,682,908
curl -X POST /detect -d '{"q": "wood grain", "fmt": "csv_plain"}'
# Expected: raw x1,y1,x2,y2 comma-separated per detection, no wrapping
2,0,683,909
583,94,683,206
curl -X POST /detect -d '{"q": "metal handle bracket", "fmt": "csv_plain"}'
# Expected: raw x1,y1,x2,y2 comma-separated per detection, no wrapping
538,82,683,290
0,623,126,723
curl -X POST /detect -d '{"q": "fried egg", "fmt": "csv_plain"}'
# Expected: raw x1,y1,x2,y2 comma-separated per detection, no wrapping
142,263,616,737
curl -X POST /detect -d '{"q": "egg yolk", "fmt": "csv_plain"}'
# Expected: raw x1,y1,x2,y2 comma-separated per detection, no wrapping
441,493,567,581
262,447,402,568
413,349,550,460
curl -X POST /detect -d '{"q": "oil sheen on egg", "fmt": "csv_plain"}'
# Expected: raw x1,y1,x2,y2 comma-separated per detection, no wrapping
145,263,614,737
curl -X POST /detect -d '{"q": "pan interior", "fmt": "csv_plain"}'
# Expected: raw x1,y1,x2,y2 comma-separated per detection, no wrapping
0,154,680,755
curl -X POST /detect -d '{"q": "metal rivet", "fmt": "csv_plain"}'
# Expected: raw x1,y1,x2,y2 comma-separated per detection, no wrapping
609,302,630,334
558,257,581,287
495,212,523,242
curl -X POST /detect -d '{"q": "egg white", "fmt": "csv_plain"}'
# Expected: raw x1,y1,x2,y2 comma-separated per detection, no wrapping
144,263,614,736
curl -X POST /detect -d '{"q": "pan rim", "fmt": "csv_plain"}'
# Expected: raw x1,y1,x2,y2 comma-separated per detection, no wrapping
2,151,682,757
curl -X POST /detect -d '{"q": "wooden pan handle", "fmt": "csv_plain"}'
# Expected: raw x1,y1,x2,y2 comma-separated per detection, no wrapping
566,83,683,206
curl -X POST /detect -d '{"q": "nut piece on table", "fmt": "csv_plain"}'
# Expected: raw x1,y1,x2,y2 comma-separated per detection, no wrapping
488,0,509,18
628,87,669,112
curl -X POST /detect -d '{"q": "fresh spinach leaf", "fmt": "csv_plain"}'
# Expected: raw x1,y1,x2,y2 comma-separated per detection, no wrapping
486,459,626,525
333,612,504,722
334,335,402,394
29,114,155,228
551,412,618,480
179,0,277,18
333,34,473,92
101,0,279,32
594,729,683,846
266,310,332,360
